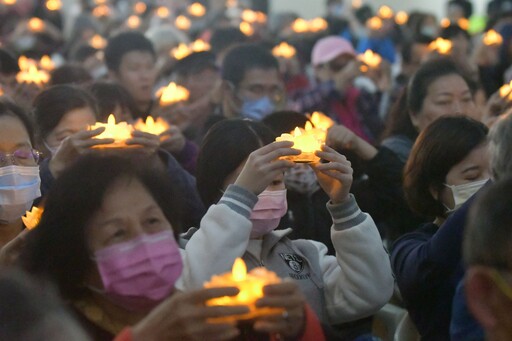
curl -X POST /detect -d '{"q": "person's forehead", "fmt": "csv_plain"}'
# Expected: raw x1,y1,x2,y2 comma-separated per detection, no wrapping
120,50,155,65
240,68,280,86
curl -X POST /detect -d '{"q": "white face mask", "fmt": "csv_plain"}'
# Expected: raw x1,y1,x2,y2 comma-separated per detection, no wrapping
0,166,41,224
444,178,488,212
284,165,319,196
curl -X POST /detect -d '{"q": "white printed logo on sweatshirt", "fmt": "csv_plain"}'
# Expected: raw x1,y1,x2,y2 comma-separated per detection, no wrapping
279,253,304,273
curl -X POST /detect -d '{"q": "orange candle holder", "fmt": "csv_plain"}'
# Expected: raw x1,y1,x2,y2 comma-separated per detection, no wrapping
156,82,190,106
357,50,382,71
272,42,296,59
204,258,283,322
89,114,134,148
188,2,206,17
377,6,394,20
275,123,323,163
428,38,452,55
22,206,43,230
500,82,512,100
483,30,503,46
395,11,408,25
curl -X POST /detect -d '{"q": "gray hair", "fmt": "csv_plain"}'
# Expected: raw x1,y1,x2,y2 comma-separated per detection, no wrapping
489,111,512,180
463,178,512,268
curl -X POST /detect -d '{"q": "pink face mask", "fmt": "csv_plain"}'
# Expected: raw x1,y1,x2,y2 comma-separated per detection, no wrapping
92,230,182,312
249,189,287,238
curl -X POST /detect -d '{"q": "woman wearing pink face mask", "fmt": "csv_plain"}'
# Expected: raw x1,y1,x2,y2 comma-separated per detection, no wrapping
21,154,323,341
179,119,394,337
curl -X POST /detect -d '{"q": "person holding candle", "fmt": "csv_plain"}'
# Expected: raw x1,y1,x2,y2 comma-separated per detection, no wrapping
0,100,41,266
179,119,394,337
21,154,323,340
32,85,205,227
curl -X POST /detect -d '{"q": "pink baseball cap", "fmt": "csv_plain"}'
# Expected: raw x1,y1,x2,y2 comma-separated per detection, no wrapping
311,36,356,66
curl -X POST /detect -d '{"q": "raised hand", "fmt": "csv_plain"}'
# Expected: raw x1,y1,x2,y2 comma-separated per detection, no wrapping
311,145,353,204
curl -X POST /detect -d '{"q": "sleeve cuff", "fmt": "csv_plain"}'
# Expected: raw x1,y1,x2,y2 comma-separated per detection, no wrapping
327,194,366,231
218,184,258,219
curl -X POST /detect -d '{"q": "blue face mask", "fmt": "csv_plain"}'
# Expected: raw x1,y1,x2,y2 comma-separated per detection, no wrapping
241,96,276,120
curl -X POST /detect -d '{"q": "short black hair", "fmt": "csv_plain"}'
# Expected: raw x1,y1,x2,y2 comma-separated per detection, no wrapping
196,119,275,207
404,116,488,218
401,35,433,64
69,44,99,63
407,58,471,116
221,43,279,87
49,64,93,86
22,154,183,300
440,24,470,40
210,27,247,55
0,48,20,75
0,100,35,145
32,85,98,141
173,51,217,79
262,110,310,136
88,81,137,122
104,31,155,71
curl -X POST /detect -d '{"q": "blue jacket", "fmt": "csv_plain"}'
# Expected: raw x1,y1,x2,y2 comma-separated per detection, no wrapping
391,194,477,340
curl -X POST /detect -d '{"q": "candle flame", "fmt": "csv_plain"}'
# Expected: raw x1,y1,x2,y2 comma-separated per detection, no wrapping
157,82,190,105
28,18,45,32
232,258,247,281
175,15,191,30
171,43,193,60
242,9,258,23
378,5,394,19
92,5,111,18
358,50,382,68
367,16,382,30
89,34,107,49
309,112,335,130
272,42,296,59
457,18,469,31
440,18,450,28
16,64,50,86
395,11,408,25
134,2,146,14
291,18,309,33
499,81,512,100
133,116,170,135
22,206,44,230
156,6,170,18
188,2,206,17
291,18,327,33
428,38,452,55
309,18,328,32
127,15,141,29
483,29,503,46
40,55,54,71
240,21,254,36
191,39,210,52
3,0,16,5
46,0,61,11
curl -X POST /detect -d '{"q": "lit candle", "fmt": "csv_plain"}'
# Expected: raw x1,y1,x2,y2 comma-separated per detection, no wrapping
457,18,469,30
127,15,141,29
204,258,283,321
309,18,328,32
395,11,408,25
357,50,382,70
89,34,107,49
378,6,394,20
352,0,362,9
175,15,191,30
241,9,258,23
428,38,452,55
308,112,335,131
171,43,193,60
275,123,323,163
272,42,296,59
499,82,512,100
3,0,16,5
156,82,190,106
16,64,50,86
483,29,503,46
133,116,170,135
89,114,133,148
39,55,55,71
367,16,383,30
239,21,254,36
440,18,451,28
92,5,111,18
188,2,206,17
291,18,309,33
28,18,45,32
156,6,170,18
45,0,61,11
22,206,43,230
133,2,147,15
191,39,211,52
255,12,267,24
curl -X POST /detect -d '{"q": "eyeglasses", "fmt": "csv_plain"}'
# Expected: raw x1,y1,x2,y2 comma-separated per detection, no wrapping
0,148,41,167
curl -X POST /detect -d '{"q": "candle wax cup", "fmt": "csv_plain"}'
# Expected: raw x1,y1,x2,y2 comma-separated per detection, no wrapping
204,267,283,322
90,116,135,149
275,129,322,163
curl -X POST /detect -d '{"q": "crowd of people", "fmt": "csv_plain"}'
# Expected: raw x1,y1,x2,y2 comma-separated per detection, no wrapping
2,0,512,340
